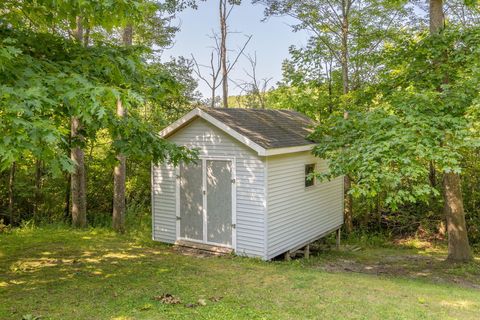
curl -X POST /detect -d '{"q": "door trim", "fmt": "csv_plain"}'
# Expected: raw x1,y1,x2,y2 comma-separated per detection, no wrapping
176,156,236,251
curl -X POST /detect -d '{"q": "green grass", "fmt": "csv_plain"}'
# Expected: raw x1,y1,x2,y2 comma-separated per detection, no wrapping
1,226,480,320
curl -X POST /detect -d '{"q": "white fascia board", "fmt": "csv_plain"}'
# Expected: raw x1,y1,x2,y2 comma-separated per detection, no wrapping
159,108,267,155
264,144,316,156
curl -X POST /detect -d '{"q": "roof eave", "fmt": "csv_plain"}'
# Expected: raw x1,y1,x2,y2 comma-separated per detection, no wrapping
262,144,316,156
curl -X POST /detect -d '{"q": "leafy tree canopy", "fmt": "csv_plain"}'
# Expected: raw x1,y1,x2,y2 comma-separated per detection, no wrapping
0,26,196,172
311,26,480,209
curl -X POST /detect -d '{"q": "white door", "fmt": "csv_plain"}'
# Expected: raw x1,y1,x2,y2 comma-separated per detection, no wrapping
178,159,234,247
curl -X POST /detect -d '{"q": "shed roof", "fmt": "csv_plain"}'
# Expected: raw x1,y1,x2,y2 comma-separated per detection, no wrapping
201,108,315,149
160,107,317,156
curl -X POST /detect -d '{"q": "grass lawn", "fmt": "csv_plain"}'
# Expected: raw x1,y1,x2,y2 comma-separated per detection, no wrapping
1,227,480,320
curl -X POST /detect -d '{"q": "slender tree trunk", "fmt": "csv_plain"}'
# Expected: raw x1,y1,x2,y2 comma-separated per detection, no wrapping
341,0,353,233
70,16,87,228
112,24,132,233
71,117,87,228
429,0,472,261
211,89,216,108
8,162,16,225
33,159,42,221
64,172,71,221
84,27,90,47
112,100,127,233
344,176,353,233
429,161,437,187
326,59,333,114
340,31,349,94
74,15,83,42
220,0,228,108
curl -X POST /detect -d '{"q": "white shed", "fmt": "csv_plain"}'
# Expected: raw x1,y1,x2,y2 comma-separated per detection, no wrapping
151,107,344,260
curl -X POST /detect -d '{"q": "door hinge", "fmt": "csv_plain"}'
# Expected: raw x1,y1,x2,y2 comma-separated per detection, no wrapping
231,178,236,183
231,223,236,229
203,190,206,195
176,216,181,221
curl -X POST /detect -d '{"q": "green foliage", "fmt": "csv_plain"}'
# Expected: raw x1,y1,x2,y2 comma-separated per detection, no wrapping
0,28,195,172
0,0,199,227
260,0,413,88
267,83,337,121
312,27,480,210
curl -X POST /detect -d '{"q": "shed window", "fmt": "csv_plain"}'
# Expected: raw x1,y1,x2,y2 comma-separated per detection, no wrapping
305,164,316,187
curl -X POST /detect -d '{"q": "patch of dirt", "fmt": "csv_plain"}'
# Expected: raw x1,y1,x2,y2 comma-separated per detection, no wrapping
153,293,181,304
318,254,480,290
173,246,223,258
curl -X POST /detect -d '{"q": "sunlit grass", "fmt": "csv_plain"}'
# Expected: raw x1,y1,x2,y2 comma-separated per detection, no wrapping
1,227,480,319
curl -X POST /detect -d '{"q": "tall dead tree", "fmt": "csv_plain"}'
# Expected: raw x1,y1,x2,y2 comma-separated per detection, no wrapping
235,52,272,108
71,15,87,228
192,34,222,108
192,32,251,108
220,0,229,107
429,0,472,262
112,24,132,234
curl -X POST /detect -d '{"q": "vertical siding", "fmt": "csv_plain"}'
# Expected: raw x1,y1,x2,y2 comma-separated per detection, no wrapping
152,118,266,258
266,152,343,259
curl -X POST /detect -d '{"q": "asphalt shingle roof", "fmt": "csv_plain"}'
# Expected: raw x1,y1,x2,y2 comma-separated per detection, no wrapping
201,108,316,149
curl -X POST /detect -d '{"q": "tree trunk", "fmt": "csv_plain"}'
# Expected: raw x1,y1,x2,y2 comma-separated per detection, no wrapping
8,162,16,225
122,24,133,46
344,175,353,233
341,0,353,233
112,99,127,233
74,16,83,42
220,0,228,108
443,172,472,261
70,16,87,228
429,0,444,34
64,172,71,222
340,1,350,96
429,161,437,187
71,117,87,228
429,0,472,261
326,59,333,114
112,24,132,233
33,159,42,221
84,27,90,47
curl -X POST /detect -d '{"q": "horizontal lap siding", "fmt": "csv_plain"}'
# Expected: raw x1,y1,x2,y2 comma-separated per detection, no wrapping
153,118,265,258
266,152,343,259
152,163,176,243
